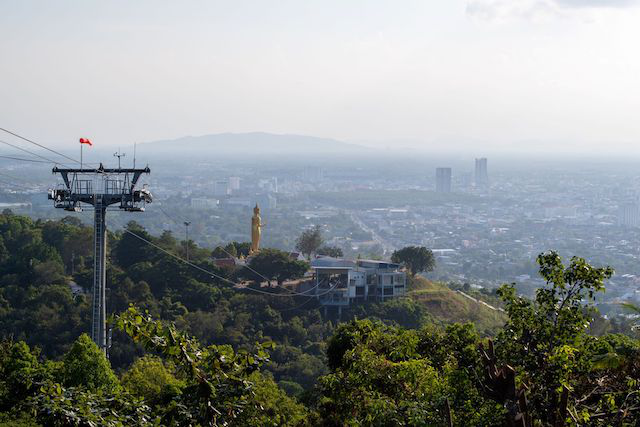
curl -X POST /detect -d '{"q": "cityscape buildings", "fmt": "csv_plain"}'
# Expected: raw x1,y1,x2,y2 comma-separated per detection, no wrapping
475,158,488,188
9,150,640,312
214,180,230,197
229,177,241,192
619,202,640,227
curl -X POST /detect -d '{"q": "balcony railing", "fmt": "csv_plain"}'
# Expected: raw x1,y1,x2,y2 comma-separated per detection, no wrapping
72,180,93,195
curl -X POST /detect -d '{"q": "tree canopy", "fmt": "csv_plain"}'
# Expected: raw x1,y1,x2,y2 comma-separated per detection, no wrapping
391,245,436,276
295,225,323,259
61,333,120,393
240,248,309,286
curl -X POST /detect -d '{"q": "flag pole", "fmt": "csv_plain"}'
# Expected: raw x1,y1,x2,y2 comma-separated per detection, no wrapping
81,142,83,169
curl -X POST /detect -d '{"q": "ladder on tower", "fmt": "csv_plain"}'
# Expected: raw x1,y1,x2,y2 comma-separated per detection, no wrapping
92,198,106,350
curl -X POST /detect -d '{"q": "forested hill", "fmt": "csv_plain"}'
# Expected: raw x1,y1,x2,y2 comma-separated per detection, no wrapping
0,211,498,387
1,210,639,425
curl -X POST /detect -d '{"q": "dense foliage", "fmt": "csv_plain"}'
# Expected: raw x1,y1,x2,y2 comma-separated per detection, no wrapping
0,212,442,400
0,309,306,426
1,211,639,425
237,248,309,286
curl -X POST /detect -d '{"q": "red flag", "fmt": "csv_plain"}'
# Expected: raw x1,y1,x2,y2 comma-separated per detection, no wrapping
79,138,93,146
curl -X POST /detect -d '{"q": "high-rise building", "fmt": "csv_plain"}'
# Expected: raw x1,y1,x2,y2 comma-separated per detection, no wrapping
619,202,640,227
475,158,488,188
435,167,452,193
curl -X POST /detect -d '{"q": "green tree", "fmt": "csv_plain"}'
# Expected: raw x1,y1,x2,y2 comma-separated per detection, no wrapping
391,246,436,276
157,230,178,251
61,334,120,393
230,241,251,257
242,249,309,286
295,225,323,260
0,340,52,412
115,306,301,426
349,297,432,329
121,355,183,404
234,372,308,426
112,221,154,268
319,319,501,426
494,251,614,424
0,339,152,427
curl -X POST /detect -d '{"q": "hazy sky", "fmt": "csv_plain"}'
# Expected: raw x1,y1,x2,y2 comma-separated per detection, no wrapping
2,0,640,154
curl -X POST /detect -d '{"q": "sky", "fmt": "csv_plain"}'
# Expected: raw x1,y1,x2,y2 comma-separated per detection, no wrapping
1,0,640,155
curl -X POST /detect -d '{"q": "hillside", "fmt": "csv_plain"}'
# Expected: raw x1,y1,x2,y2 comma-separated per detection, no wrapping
1,212,639,425
408,276,505,334
0,212,502,393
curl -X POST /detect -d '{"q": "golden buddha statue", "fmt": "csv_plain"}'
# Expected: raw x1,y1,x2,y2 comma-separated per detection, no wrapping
250,204,264,254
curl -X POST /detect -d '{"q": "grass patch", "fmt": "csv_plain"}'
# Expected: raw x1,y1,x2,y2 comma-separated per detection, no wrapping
408,276,505,335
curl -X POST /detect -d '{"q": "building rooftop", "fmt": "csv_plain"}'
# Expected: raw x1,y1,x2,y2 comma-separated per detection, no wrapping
311,257,356,268
311,257,401,270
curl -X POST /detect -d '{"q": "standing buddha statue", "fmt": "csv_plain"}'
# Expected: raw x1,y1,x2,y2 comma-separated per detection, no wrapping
250,203,264,254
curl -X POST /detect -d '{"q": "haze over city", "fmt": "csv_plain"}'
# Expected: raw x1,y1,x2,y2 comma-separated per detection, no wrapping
3,0,640,155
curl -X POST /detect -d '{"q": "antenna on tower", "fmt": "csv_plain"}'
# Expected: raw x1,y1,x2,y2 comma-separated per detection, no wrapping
133,142,136,168
113,149,126,169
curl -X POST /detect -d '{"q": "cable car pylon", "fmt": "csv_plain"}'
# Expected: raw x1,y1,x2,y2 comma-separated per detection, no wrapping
49,162,152,353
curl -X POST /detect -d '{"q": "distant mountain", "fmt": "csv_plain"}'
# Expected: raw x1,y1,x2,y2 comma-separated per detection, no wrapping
141,132,364,156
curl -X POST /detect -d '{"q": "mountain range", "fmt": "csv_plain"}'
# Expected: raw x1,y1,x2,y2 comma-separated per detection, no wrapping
141,132,364,156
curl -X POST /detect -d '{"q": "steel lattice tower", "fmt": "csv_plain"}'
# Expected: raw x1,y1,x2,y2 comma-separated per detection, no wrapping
49,164,151,352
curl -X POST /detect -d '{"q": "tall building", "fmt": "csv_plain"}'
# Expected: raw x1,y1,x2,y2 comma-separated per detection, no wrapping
619,202,640,227
435,167,452,193
475,158,488,188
